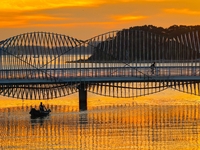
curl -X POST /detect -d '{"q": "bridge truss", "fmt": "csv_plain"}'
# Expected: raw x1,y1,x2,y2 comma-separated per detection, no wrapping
0,29,200,100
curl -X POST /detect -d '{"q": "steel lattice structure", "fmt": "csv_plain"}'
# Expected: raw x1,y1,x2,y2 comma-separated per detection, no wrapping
0,29,200,100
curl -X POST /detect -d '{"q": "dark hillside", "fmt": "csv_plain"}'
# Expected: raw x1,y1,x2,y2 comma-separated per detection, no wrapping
88,25,200,62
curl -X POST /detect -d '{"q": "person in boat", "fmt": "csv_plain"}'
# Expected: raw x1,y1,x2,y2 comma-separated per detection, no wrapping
39,102,46,111
150,62,156,74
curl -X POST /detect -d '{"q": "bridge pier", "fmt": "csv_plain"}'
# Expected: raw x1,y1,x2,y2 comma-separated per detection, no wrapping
78,84,87,111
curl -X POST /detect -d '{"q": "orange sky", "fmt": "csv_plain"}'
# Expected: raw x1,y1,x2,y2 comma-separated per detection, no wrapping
0,0,200,41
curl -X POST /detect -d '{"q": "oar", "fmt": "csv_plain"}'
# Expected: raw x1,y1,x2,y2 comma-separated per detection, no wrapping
44,105,51,112
43,105,48,111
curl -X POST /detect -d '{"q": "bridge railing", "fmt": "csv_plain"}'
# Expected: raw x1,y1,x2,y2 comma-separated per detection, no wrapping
0,66,199,80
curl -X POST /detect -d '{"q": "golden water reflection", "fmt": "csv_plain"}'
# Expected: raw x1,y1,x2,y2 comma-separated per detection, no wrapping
0,102,200,150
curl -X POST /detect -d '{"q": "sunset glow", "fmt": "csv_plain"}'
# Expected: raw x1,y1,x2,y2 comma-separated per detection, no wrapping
1,2,200,149
113,15,146,21
0,0,200,40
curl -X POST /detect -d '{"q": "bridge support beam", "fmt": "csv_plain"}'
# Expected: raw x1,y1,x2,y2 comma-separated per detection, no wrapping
78,84,87,111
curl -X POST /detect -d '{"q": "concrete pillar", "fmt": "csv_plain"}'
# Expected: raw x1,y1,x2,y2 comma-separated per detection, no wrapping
0,48,2,70
78,83,87,111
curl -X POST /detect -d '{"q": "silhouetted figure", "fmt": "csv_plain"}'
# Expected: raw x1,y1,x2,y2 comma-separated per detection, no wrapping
39,102,45,111
150,62,156,74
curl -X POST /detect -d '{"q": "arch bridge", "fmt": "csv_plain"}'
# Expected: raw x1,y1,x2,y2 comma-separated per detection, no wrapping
0,29,200,110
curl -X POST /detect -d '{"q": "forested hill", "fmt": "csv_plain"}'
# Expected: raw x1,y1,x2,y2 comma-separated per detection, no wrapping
128,25,200,37
88,25,200,62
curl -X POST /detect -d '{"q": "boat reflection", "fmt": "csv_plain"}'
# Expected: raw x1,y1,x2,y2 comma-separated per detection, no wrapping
30,115,50,126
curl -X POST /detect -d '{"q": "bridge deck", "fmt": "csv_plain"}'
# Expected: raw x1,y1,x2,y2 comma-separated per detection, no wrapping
0,76,200,84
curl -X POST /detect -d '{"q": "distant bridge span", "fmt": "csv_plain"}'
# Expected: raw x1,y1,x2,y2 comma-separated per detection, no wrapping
0,29,200,110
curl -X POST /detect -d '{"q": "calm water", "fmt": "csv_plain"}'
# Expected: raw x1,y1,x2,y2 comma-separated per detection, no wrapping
0,102,200,150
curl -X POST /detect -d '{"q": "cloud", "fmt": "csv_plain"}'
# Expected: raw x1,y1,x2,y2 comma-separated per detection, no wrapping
0,0,106,11
0,0,176,12
0,11,68,28
164,8,200,15
145,0,172,1
113,15,146,21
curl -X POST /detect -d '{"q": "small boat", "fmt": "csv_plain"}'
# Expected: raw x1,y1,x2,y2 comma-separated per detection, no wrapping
29,108,51,118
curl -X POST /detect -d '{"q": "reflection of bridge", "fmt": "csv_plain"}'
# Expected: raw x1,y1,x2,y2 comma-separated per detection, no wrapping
1,29,200,110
